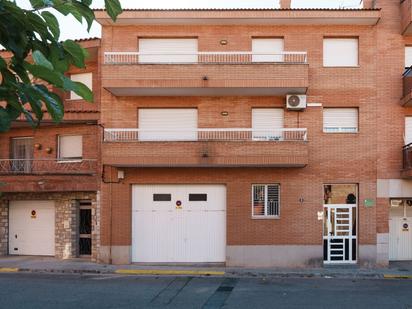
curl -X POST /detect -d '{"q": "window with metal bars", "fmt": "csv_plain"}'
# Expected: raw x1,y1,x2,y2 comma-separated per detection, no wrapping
252,184,280,217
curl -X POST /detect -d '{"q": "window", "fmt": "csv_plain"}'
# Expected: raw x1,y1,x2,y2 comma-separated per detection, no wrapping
252,38,284,62
138,38,198,63
153,194,172,202
138,108,198,141
58,135,83,161
323,108,358,133
70,73,92,100
189,194,207,201
252,108,284,140
406,47,412,69
323,38,359,67
252,184,280,217
405,117,412,145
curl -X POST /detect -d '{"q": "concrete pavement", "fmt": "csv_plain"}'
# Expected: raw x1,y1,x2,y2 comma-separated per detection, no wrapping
1,256,412,279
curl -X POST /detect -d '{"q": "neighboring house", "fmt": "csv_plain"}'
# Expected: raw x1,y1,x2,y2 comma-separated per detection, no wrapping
2,0,412,268
0,39,101,261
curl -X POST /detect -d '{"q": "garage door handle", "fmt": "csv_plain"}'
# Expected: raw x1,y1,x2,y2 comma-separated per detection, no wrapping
15,234,17,239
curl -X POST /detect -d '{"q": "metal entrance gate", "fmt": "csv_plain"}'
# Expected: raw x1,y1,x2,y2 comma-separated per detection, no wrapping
323,204,357,264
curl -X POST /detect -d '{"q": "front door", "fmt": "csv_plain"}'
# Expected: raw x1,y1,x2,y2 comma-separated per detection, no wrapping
323,204,357,264
10,137,33,173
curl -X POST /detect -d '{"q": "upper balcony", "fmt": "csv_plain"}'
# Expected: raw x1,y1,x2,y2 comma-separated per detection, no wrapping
402,67,412,106
102,128,308,168
102,51,309,96
402,143,412,178
0,159,98,192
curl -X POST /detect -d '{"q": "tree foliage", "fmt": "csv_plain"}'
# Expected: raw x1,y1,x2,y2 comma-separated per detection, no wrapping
0,0,122,131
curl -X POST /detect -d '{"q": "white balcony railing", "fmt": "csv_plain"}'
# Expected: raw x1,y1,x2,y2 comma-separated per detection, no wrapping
104,51,308,65
0,159,97,175
104,128,307,142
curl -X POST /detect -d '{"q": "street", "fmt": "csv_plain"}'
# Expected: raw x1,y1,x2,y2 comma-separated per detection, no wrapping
0,273,411,309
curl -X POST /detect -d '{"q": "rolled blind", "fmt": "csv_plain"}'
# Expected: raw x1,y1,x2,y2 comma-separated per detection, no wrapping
138,108,198,141
139,39,198,63
323,38,358,67
252,38,284,62
405,117,412,145
70,73,92,100
58,135,83,160
323,108,358,133
406,47,412,68
252,108,284,140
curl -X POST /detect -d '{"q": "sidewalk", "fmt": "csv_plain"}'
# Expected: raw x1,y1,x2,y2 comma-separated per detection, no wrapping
0,256,412,279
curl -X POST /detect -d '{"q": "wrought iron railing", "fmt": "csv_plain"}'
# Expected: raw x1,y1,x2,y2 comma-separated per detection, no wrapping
104,128,308,142
0,159,97,175
403,143,412,170
104,51,308,65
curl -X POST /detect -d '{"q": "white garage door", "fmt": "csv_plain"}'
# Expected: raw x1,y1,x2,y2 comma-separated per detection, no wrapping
389,204,412,261
132,185,226,263
9,201,55,256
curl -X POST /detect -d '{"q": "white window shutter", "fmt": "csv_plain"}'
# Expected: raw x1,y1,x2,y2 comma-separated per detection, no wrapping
139,39,198,63
138,109,198,141
405,47,412,68
70,73,92,100
323,108,358,133
58,135,83,160
323,38,358,67
252,38,284,62
405,117,412,145
252,108,284,140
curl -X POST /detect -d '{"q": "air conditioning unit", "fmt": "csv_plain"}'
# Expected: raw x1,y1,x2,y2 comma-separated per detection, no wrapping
286,94,307,110
390,199,404,208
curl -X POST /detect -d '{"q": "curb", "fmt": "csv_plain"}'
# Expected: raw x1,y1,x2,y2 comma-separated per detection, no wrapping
0,268,19,273
383,274,412,280
115,269,225,276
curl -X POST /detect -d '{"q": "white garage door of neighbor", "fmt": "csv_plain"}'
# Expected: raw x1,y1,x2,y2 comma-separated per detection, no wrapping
9,201,55,256
389,206,412,261
132,185,226,263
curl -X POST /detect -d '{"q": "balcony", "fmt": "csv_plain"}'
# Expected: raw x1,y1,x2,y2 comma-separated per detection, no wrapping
0,159,97,175
402,67,412,106
102,51,309,96
102,128,308,167
402,144,412,178
402,0,412,35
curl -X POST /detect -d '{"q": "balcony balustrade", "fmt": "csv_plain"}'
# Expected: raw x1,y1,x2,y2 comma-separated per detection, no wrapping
0,159,97,175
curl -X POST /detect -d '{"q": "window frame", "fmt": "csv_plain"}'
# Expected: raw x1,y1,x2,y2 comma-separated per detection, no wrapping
323,107,359,134
323,37,359,68
251,184,281,219
57,135,83,162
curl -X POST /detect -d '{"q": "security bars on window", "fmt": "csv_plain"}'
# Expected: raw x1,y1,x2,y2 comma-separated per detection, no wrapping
252,184,280,217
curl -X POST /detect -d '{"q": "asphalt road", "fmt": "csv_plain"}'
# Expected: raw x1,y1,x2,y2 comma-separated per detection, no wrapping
0,273,411,309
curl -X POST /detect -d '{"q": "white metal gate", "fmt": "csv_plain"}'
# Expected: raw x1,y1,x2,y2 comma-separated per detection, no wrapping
323,204,357,264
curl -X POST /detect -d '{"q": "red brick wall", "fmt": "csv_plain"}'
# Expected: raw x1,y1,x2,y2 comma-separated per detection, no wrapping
98,21,384,249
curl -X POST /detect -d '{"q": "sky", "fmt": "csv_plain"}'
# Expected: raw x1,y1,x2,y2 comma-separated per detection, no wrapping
16,0,364,40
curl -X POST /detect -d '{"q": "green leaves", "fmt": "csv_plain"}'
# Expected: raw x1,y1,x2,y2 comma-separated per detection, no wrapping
41,11,60,39
105,0,122,21
32,50,54,70
63,40,86,68
0,0,123,131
